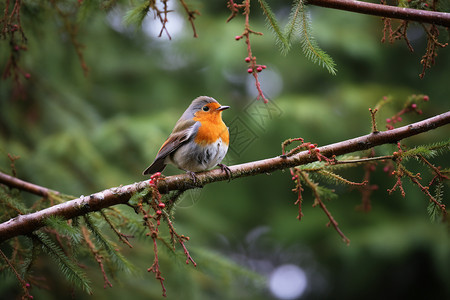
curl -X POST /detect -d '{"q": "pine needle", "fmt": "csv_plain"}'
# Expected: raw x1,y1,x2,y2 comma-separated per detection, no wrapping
427,181,444,222
123,2,151,26
299,6,337,75
34,232,92,293
283,0,303,54
258,0,337,74
258,0,288,51
403,140,450,160
83,214,135,273
44,216,83,244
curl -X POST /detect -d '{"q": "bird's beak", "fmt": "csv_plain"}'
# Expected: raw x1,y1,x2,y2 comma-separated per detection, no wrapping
216,105,230,111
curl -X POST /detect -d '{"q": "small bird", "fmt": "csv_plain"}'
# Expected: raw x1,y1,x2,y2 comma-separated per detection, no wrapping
143,96,231,180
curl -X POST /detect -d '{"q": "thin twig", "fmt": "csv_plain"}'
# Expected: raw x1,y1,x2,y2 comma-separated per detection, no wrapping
299,171,350,244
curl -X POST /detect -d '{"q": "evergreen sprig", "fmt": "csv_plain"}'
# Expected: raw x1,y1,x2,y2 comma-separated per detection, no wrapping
258,0,337,74
258,0,287,50
317,170,363,186
34,232,92,293
315,185,338,201
298,6,337,75
18,238,36,278
402,140,450,160
428,181,444,222
44,216,83,244
283,0,302,53
83,214,134,273
0,186,28,220
123,1,151,27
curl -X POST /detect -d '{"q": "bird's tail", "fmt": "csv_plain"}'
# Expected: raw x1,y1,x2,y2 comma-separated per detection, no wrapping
142,158,166,175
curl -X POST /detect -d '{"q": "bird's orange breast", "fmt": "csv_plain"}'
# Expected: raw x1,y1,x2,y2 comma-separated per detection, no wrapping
193,113,229,146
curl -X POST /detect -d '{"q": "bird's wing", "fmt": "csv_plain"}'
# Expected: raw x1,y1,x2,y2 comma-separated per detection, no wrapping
142,119,198,175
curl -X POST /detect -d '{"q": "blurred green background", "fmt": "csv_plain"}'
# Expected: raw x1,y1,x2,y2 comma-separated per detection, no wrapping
1,1,449,299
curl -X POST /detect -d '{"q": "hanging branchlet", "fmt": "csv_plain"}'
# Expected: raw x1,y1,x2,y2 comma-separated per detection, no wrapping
354,150,380,213
418,155,449,183
290,168,304,220
387,142,407,197
1,0,30,99
179,0,200,38
282,138,360,243
50,0,89,76
419,23,448,78
382,94,447,217
298,170,351,245
380,0,448,78
124,0,200,39
381,18,414,51
386,141,449,219
131,174,167,296
228,0,268,102
100,210,134,248
130,172,196,297
0,248,33,299
81,226,113,289
124,0,172,39
228,0,338,102
403,166,447,215
139,201,167,297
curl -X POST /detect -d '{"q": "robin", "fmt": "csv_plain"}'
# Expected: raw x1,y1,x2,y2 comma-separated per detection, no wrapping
143,96,231,181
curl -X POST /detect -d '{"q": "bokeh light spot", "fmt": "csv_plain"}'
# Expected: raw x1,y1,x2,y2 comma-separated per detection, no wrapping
269,264,308,300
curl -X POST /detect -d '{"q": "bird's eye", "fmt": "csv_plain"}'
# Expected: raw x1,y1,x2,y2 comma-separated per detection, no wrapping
202,106,210,112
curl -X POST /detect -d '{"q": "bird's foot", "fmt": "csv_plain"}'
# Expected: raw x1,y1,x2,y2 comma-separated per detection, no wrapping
218,163,232,182
187,171,199,184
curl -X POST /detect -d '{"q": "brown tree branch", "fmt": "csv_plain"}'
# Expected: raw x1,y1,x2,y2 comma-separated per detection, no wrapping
0,111,449,243
0,171,59,198
306,0,450,27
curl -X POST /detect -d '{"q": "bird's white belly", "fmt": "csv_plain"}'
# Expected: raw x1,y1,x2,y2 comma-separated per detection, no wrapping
169,138,228,172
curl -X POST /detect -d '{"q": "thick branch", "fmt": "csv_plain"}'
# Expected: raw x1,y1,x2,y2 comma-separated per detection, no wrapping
307,0,450,27
0,172,59,198
0,111,449,243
